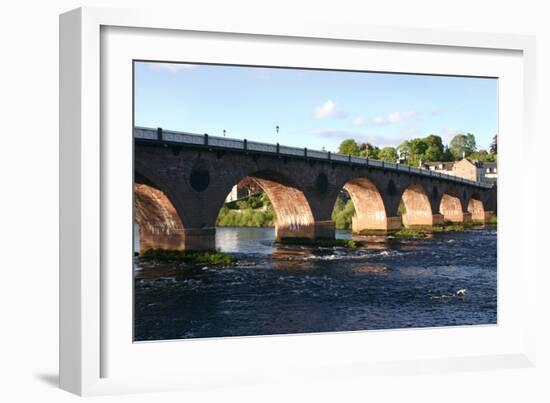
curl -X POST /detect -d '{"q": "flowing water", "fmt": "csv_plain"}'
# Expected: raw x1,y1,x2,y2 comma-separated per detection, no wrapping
134,226,497,341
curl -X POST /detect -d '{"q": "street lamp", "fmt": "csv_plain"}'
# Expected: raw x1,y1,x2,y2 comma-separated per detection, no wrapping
223,129,226,137
275,125,279,142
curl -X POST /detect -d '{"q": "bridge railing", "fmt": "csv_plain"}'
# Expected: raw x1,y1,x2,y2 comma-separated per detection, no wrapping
134,127,493,188
208,135,243,149
134,127,158,140
308,149,329,159
331,154,348,163
279,144,304,156
247,140,277,153
163,130,205,145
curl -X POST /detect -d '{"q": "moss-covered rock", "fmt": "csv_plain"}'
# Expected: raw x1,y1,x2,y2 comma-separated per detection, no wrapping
140,249,237,265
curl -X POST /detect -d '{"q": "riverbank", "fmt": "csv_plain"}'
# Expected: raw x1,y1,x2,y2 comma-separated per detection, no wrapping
390,219,496,239
140,249,237,265
217,193,275,227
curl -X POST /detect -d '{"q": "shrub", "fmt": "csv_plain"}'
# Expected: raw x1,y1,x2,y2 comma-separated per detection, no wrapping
140,249,237,265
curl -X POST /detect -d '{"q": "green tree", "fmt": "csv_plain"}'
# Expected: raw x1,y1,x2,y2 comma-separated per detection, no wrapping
338,139,360,156
490,134,498,155
423,135,444,161
410,138,428,157
441,146,454,161
378,146,398,162
399,138,428,166
397,140,411,161
217,191,276,227
468,150,496,163
331,198,355,230
424,146,441,162
449,133,477,160
465,133,476,153
359,143,380,159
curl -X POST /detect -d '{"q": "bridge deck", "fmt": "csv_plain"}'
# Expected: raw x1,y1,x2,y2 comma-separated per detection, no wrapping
134,127,493,189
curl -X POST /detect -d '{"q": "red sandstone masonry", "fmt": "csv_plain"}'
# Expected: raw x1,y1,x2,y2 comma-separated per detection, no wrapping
134,142,496,250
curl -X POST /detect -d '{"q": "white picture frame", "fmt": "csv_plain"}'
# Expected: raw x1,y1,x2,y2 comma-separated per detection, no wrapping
59,6,537,396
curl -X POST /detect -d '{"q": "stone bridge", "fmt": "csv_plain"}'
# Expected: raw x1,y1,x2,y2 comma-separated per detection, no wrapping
134,127,496,251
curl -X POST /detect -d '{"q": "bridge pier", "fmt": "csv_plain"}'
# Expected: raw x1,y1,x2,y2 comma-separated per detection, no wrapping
468,198,492,223
313,220,336,239
352,215,402,232
275,220,335,240
135,224,185,253
442,212,472,223
182,227,216,250
402,213,445,228
471,210,493,223
135,226,216,252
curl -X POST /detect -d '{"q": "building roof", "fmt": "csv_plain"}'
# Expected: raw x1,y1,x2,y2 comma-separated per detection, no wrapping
422,161,455,170
465,159,497,168
422,158,497,170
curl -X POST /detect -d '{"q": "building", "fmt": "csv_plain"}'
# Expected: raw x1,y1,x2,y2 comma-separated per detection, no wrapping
481,162,498,184
225,177,263,202
422,161,455,175
422,159,497,184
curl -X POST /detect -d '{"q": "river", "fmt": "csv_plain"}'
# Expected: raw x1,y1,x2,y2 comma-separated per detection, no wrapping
134,226,497,341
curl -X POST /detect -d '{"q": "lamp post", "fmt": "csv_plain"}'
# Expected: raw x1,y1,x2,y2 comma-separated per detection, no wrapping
275,125,279,142
223,129,226,137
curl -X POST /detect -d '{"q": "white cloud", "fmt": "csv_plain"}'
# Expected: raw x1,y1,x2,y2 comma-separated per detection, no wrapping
352,116,366,127
313,100,348,119
371,109,445,126
145,62,199,73
373,110,417,125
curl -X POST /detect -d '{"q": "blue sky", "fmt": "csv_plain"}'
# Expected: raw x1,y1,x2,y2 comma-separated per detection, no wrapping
134,61,497,152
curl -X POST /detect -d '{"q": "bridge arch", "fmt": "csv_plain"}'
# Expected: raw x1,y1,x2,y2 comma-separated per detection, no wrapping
340,177,396,232
439,192,466,223
133,135,497,248
134,163,219,251
134,183,185,253
400,183,434,227
467,192,488,223
134,160,187,253
218,170,318,241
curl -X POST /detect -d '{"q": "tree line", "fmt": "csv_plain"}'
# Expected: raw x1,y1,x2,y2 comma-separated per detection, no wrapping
337,133,497,166
217,193,275,227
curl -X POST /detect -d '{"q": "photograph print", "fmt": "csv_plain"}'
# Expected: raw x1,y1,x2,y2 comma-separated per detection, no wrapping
133,61,497,341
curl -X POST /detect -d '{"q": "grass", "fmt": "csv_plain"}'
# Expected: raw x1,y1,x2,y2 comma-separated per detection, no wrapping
217,193,275,227
277,237,364,248
486,214,497,225
140,249,237,265
443,220,475,230
390,218,492,238
392,229,426,238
